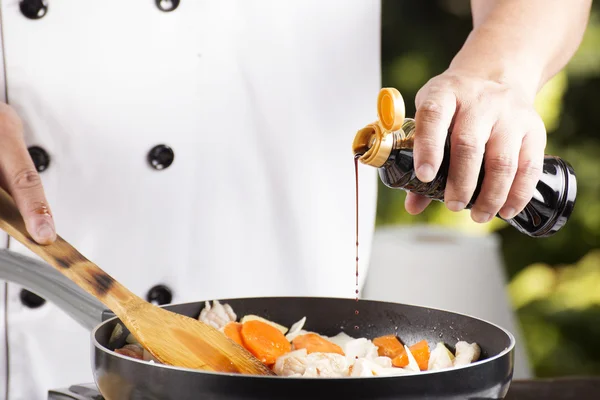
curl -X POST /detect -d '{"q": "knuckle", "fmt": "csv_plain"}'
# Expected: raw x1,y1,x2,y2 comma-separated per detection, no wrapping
416,135,443,154
508,188,533,206
519,159,543,180
12,168,42,191
446,182,476,204
417,100,444,123
476,196,504,213
452,135,481,162
487,154,517,176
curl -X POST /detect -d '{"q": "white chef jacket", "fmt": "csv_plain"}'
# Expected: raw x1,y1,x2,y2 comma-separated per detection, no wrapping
0,1,381,398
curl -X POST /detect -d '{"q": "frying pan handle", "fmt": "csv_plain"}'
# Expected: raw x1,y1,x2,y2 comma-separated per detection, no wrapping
0,249,107,331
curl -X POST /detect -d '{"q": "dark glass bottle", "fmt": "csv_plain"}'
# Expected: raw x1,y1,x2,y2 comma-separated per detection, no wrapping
353,118,577,238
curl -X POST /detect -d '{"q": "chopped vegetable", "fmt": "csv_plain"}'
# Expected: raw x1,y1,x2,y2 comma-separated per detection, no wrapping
300,352,349,377
285,317,307,341
198,300,236,330
343,338,379,362
108,323,127,349
112,300,482,378
292,333,345,355
115,344,144,360
326,331,356,349
428,342,455,371
454,342,481,367
223,322,244,346
273,349,310,376
240,320,291,365
240,314,288,334
409,340,430,371
373,334,404,359
142,348,159,362
391,347,409,368
126,333,139,345
403,345,421,372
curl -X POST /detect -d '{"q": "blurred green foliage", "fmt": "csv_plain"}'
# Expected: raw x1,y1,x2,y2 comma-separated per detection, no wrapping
379,0,600,377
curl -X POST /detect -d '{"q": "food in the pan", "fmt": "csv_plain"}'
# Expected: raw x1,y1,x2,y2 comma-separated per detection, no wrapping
110,300,481,377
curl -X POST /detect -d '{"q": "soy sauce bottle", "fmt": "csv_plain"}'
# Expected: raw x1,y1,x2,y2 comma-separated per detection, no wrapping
352,88,577,238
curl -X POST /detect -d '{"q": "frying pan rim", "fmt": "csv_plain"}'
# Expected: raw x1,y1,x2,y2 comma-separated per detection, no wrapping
91,296,516,380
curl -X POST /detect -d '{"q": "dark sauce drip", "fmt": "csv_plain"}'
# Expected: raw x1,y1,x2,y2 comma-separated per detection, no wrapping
354,155,360,330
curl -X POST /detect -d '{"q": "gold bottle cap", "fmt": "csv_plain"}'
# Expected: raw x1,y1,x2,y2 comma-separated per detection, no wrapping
352,121,394,168
377,88,405,131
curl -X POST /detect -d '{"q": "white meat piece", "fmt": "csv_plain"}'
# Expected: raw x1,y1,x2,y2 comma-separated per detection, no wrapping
403,345,421,372
453,342,481,367
273,350,349,377
273,349,309,376
305,352,349,377
198,300,236,330
223,303,237,321
302,365,319,377
285,317,307,342
372,356,393,369
343,338,379,363
350,358,376,377
428,342,455,371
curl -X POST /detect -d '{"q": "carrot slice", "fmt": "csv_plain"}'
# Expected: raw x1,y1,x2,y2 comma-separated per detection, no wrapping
373,334,404,358
240,320,291,365
391,350,409,368
223,322,244,346
409,340,431,371
292,333,345,355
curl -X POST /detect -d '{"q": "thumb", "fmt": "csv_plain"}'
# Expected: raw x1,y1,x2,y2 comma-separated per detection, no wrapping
0,130,56,244
0,109,56,244
7,166,56,245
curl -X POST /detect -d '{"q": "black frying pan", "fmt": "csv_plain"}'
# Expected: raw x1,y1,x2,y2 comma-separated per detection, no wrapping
0,250,515,400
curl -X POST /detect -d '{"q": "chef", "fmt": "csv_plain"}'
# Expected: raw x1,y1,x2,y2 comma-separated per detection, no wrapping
0,0,591,399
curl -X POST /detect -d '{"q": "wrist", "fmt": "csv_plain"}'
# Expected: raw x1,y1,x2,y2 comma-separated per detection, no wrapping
447,26,544,101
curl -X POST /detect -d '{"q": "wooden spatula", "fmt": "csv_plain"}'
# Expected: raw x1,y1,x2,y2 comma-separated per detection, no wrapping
0,187,274,375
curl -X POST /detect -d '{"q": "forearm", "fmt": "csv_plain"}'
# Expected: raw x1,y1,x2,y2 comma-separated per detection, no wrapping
448,0,592,99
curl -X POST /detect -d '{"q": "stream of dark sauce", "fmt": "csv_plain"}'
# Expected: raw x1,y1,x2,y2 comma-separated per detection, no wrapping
354,155,360,330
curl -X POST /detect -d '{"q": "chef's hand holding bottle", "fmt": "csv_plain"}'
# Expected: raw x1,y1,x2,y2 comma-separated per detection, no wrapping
0,103,56,244
405,0,591,222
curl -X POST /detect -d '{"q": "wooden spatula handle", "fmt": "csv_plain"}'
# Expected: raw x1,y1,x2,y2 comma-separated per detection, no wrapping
0,187,135,314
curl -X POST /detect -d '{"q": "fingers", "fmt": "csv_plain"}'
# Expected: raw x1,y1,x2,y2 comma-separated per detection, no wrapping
499,129,545,219
404,192,432,215
444,108,493,213
470,123,521,223
0,108,56,244
414,87,457,182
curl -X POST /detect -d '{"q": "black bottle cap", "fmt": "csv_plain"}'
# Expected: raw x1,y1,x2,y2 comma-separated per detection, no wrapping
533,158,577,237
